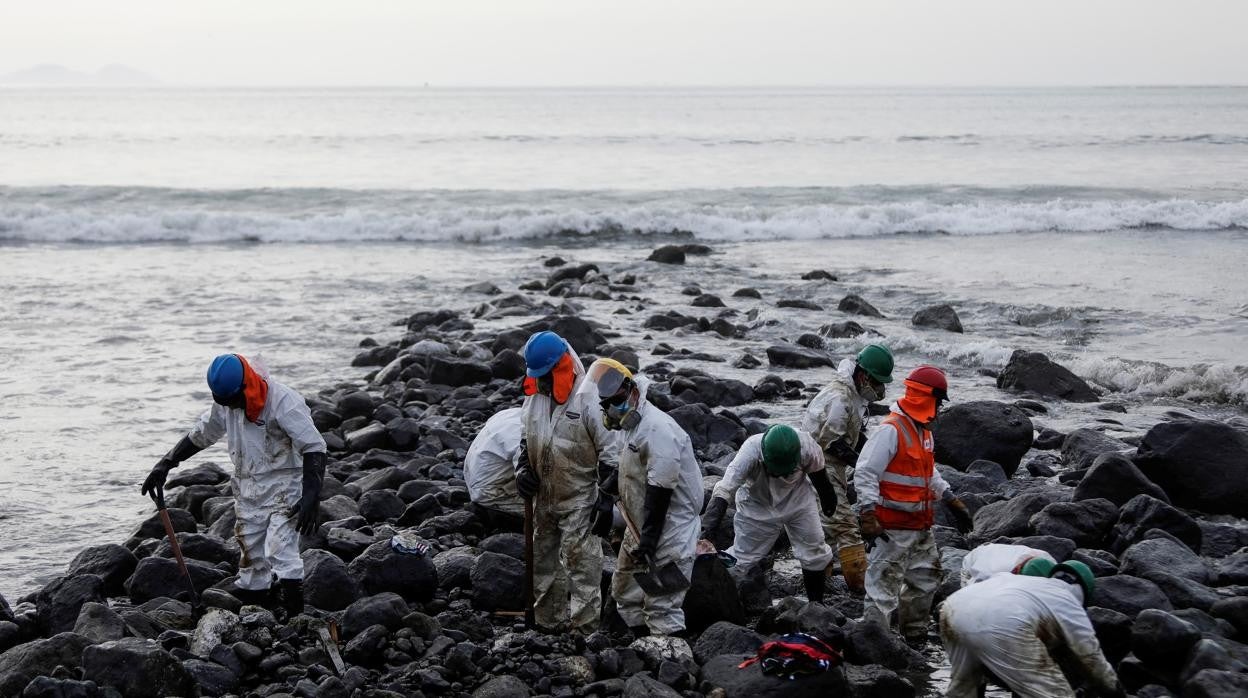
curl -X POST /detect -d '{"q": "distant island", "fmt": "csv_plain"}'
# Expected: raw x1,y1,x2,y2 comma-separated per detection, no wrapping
0,63,161,86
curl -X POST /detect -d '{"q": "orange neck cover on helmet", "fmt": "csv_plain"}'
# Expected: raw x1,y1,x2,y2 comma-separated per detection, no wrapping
236,354,269,424
522,352,576,405
898,379,938,424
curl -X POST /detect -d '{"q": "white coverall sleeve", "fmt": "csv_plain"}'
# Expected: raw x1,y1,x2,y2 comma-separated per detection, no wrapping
275,403,328,455
803,392,851,450
930,462,951,500
798,432,826,473
187,405,227,450
852,423,898,511
645,427,683,490
712,437,761,501
1052,594,1122,694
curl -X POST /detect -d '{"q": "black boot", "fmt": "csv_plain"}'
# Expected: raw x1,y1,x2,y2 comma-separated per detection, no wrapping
802,569,826,604
231,586,272,608
629,624,651,639
278,578,304,618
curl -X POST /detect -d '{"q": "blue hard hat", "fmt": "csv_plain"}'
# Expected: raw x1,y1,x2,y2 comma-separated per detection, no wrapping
523,331,568,378
207,354,244,398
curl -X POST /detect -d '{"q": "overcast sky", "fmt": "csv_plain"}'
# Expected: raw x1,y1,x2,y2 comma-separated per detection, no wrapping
4,0,1247,86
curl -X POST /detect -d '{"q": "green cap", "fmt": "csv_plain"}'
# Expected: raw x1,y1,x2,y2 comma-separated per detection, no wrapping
761,425,801,476
1049,561,1096,600
856,344,894,383
1018,557,1056,578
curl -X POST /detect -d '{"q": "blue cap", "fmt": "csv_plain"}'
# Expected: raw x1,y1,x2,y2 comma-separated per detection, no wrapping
522,331,568,378
207,354,244,398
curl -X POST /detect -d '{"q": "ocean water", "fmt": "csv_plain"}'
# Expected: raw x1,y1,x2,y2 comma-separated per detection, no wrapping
1,87,1247,600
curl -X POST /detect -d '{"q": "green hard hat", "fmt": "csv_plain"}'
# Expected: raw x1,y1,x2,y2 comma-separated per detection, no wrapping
1049,561,1096,600
1019,557,1056,578
761,425,801,476
856,344,894,383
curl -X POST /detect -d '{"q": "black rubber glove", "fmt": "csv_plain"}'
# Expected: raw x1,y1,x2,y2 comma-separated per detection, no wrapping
632,484,673,565
700,496,729,540
824,438,860,466
866,402,891,417
515,439,540,499
808,470,839,517
141,435,202,501
599,465,619,497
292,451,327,535
947,497,974,534
590,490,615,538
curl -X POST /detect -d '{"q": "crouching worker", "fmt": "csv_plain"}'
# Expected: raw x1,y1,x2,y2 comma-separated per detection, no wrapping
464,406,525,532
141,354,327,616
701,425,839,603
941,560,1125,698
960,542,1057,587
589,359,701,638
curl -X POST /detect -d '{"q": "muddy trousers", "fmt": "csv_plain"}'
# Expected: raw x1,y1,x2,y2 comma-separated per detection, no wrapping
820,461,864,550
234,504,303,591
862,528,940,639
941,606,1077,698
612,550,694,636
533,502,603,631
727,505,835,573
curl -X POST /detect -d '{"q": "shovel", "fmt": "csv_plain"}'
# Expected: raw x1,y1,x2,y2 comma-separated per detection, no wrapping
152,489,204,615
619,506,690,595
523,496,536,628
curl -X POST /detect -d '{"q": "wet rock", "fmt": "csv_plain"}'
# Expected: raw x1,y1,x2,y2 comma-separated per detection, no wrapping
326,527,374,561
1025,454,1059,476
358,489,406,523
470,552,525,612
647,246,686,264
1149,572,1221,611
166,462,229,489
0,632,94,696
36,574,105,635
154,533,234,568
343,624,389,666
1088,606,1133,665
1109,494,1201,555
777,299,823,311
932,401,1033,476
1121,537,1211,585
844,619,925,670
624,673,681,697
843,664,914,698
669,404,747,451
125,557,229,604
732,352,762,370
1132,609,1202,670
73,602,125,643
345,423,392,452
81,638,194,698
1199,522,1248,558
341,592,410,639
519,315,607,355
335,390,377,420
1184,668,1248,697
733,288,762,299
347,541,437,602
182,658,239,695
353,344,400,367
1030,498,1118,548
1210,597,1248,635
490,347,527,380
1090,575,1173,617
970,490,1064,543
480,533,524,560
1135,418,1248,517
188,608,240,658
429,356,493,388
1061,428,1131,470
765,344,834,369
701,653,848,696
692,294,725,308
819,320,872,338
129,508,197,546
1073,452,1168,506
464,280,502,295
670,374,754,408
996,349,1098,402
912,304,963,333
644,311,699,331
682,556,747,632
1216,551,1248,586
630,636,694,671
302,549,360,611
473,675,532,697
1009,535,1077,562
802,270,837,281
692,622,763,664
795,333,824,350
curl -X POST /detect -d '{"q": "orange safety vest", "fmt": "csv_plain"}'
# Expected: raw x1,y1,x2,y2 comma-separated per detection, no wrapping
874,412,937,530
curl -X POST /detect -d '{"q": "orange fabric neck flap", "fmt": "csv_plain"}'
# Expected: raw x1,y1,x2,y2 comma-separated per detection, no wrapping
898,380,937,424
521,352,575,405
236,354,269,424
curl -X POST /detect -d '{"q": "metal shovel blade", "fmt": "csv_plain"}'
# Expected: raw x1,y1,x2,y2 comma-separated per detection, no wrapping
634,560,690,596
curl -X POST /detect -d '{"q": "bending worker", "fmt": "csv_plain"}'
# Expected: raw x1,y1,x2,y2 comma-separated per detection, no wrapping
802,343,895,593
141,354,327,616
960,542,1057,587
854,364,974,645
701,425,840,603
941,561,1125,698
590,359,701,638
514,332,618,633
464,406,524,532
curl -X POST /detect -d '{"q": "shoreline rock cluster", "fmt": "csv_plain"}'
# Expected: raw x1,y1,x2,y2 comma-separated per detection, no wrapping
2,248,1246,697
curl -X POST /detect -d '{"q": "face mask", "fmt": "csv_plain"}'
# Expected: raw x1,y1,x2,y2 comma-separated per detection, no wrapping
857,377,884,402
602,393,641,431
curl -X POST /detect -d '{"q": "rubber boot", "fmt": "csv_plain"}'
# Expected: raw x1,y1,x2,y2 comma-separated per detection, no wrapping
278,578,304,618
629,624,651,639
231,586,272,609
838,543,868,594
802,569,826,604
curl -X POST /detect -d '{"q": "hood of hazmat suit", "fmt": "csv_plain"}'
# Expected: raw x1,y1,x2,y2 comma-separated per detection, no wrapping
801,358,868,462
464,407,524,516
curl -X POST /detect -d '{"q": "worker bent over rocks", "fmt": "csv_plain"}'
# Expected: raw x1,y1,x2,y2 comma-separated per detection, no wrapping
590,359,702,638
141,354,327,616
854,364,974,645
464,406,525,532
960,542,1057,587
701,425,839,603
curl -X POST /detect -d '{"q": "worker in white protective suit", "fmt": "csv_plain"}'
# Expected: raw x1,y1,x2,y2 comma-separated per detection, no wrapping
514,332,619,632
960,543,1057,587
141,354,327,616
700,425,840,603
941,560,1126,698
589,359,702,638
802,343,895,593
855,364,974,645
464,406,525,531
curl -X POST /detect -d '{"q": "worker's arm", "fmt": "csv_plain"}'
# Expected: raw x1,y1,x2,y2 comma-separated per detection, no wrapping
852,423,898,512
802,390,860,464
711,435,761,502
1053,596,1125,697
187,403,228,450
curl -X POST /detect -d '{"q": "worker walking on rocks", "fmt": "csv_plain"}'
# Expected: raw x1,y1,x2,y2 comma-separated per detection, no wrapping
515,332,619,632
802,343,895,593
960,543,1057,587
464,406,525,532
589,359,702,637
941,561,1125,698
700,425,840,603
141,354,327,616
855,364,974,645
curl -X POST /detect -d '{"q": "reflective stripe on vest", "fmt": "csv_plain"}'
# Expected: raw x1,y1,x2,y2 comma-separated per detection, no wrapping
875,412,936,530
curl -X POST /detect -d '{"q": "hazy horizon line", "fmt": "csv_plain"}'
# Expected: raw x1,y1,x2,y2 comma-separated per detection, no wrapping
2,82,1247,90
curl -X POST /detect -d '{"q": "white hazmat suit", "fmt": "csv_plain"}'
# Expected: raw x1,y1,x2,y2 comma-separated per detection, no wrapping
801,358,868,552
464,407,524,517
960,543,1057,587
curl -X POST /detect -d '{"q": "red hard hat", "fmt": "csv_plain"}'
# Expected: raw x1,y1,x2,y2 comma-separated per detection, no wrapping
905,365,948,392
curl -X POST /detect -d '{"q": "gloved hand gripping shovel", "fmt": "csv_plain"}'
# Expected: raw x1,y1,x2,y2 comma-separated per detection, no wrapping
619,507,690,595
151,489,204,616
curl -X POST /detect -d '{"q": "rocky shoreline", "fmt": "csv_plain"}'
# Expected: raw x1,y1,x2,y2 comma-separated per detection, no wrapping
1,244,1247,698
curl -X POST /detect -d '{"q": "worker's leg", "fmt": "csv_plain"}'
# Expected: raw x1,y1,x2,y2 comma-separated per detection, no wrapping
265,508,304,582
559,502,604,632
863,529,913,627
233,503,273,591
532,505,570,628
821,461,864,549
611,546,646,632
642,557,694,636
897,530,942,641
940,605,986,698
787,506,836,573
725,508,781,572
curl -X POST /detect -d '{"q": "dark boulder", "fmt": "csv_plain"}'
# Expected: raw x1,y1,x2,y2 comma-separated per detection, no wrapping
519,315,607,355
346,540,438,602
1132,609,1202,670
1030,498,1118,548
1061,428,1131,470
67,545,137,598
428,357,493,387
624,674,681,697
682,556,746,632
1185,668,1248,697
72,602,125,643
802,270,837,281
1135,418,1248,517
1109,494,1201,555
165,462,228,488
81,638,195,698
996,349,1098,402
490,348,527,380
358,489,407,523
182,658,239,696
692,622,763,664
302,549,360,611
838,294,883,318
125,557,229,604
1009,535,1077,562
647,245,686,264
911,304,963,333
340,592,410,639
129,508,197,545
345,423,392,452
470,552,525,612
0,632,94,696
1090,575,1172,617
36,574,106,636
670,375,754,408
843,664,915,698
153,533,234,567
932,401,1033,476
733,287,762,299
765,344,834,370
1074,452,1168,506
1120,537,1211,585
843,619,925,670
473,676,533,697
546,262,599,286
669,404,746,451
970,490,1064,543
777,299,823,311
691,294,725,308
819,321,872,338
1087,606,1133,665
701,653,849,697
